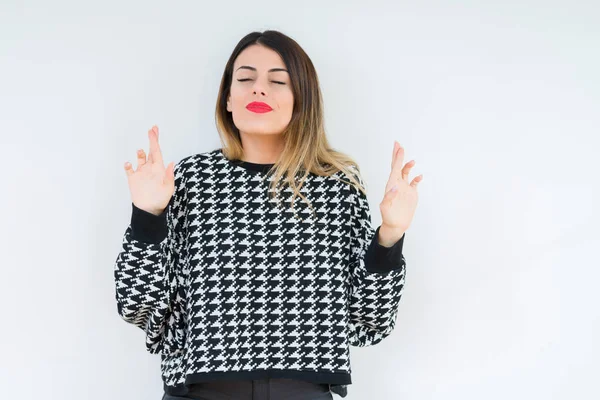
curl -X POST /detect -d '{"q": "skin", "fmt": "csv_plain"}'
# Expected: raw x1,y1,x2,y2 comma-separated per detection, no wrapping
377,141,423,247
125,47,423,244
226,44,293,164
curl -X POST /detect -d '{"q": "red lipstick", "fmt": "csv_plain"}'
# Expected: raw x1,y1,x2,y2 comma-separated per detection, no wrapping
246,101,273,113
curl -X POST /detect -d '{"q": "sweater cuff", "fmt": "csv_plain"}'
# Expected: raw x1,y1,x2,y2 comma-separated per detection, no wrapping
364,225,405,273
130,202,168,244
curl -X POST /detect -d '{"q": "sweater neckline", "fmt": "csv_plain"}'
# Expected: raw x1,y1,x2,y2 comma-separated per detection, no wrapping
218,148,275,173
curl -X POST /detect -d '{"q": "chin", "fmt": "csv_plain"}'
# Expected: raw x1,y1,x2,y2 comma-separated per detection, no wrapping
236,124,285,136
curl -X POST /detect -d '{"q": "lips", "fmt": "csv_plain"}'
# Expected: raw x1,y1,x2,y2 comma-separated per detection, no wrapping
246,101,273,113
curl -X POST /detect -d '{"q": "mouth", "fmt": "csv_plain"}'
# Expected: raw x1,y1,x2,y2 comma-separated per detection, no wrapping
246,102,273,113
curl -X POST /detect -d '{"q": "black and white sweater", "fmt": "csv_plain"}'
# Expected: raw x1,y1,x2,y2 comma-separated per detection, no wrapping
114,148,407,398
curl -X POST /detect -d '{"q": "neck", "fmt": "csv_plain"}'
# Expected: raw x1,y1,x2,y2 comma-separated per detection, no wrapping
239,132,284,164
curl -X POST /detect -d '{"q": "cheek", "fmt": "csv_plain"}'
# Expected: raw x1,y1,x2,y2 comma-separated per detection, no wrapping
229,89,242,107
229,85,248,106
279,91,294,115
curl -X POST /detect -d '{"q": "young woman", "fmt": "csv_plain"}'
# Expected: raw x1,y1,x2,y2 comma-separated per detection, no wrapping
115,30,422,400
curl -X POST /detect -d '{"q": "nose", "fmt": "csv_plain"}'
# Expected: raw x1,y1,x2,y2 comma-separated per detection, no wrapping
252,77,268,96
253,87,266,96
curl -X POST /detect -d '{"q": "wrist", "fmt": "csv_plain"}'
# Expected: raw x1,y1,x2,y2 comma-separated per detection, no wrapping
377,225,405,248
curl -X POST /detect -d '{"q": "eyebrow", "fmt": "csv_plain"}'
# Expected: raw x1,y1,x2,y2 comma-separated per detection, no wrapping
235,65,289,73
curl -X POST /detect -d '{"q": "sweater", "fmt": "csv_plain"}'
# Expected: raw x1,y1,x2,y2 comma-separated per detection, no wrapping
114,148,407,398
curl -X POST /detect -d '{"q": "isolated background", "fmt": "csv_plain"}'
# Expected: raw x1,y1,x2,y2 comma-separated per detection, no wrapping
2,0,598,399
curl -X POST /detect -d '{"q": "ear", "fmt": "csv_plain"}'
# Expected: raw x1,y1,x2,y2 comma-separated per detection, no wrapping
226,95,231,112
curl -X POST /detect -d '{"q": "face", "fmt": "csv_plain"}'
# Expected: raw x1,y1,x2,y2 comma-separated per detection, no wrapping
227,44,294,136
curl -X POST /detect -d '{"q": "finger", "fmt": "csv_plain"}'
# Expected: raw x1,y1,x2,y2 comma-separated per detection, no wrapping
153,125,163,165
391,141,404,175
382,184,398,206
146,129,154,163
410,174,423,187
163,161,175,185
391,141,400,170
385,142,401,192
386,141,405,189
402,160,415,181
124,161,134,177
136,149,147,170
148,125,164,166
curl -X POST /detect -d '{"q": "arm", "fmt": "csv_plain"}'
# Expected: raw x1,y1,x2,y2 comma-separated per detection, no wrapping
114,159,187,354
346,167,407,347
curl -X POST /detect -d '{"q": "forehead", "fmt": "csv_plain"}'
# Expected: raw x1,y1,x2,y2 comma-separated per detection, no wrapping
233,44,286,71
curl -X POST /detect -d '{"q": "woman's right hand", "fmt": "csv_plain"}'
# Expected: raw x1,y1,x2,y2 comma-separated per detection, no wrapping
124,125,175,216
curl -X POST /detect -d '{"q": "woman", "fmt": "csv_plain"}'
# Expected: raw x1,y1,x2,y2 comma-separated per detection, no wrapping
115,30,422,400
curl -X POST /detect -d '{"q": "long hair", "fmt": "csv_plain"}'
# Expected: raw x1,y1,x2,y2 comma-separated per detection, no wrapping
215,30,367,220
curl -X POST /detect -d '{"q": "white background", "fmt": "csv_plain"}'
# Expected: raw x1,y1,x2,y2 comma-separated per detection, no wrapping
1,0,598,399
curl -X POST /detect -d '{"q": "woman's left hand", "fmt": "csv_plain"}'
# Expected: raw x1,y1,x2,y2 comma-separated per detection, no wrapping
378,141,423,246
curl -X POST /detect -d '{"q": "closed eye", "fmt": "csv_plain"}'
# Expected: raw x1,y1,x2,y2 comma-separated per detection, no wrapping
237,78,286,85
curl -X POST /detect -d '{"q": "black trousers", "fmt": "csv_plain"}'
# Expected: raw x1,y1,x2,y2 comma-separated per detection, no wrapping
162,378,334,400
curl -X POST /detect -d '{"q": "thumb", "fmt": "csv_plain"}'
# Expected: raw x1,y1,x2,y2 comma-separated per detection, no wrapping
383,184,398,203
164,162,175,185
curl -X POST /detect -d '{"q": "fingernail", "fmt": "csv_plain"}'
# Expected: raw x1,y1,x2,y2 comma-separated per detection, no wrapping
391,185,398,192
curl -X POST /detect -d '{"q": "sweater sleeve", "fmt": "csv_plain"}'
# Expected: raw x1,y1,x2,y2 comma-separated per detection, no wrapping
346,166,407,347
114,160,187,355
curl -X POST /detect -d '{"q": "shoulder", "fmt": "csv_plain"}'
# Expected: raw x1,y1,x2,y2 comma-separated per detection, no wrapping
339,163,368,195
173,148,222,179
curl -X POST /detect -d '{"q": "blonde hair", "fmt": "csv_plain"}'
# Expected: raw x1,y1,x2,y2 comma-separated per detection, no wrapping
215,30,367,221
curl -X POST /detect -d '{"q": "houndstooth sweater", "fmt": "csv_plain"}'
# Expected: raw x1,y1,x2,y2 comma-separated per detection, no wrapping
114,148,407,398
